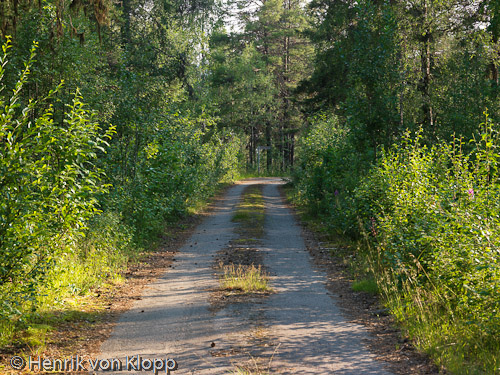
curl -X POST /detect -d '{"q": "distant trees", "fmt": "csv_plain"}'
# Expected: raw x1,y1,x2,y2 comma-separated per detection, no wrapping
209,0,312,171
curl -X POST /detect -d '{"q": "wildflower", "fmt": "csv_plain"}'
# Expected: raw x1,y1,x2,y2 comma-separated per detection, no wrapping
334,190,339,196
370,217,378,237
468,188,474,199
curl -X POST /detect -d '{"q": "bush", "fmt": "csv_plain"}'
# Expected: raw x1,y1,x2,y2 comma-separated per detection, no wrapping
107,112,242,242
293,111,500,372
357,116,500,372
293,114,372,236
0,39,114,321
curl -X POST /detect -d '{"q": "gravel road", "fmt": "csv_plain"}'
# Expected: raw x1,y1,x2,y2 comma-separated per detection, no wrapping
98,178,393,375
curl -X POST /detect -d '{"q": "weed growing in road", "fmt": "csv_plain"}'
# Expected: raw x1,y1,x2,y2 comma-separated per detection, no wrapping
221,264,271,293
230,368,271,375
232,185,265,240
228,343,280,375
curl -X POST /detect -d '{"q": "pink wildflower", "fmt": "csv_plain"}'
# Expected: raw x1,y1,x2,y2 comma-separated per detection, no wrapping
468,188,474,199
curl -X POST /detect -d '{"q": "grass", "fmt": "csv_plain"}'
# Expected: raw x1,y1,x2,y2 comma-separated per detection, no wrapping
285,179,500,374
351,278,378,294
232,185,265,240
376,263,500,375
230,368,272,375
0,232,129,350
216,184,272,296
228,343,280,375
23,324,52,355
221,264,271,293
213,183,276,373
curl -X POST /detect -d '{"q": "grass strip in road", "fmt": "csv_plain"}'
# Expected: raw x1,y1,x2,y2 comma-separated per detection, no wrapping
211,184,275,373
221,264,270,293
231,184,265,241
216,184,271,294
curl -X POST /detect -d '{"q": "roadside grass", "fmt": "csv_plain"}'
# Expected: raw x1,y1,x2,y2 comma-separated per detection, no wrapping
0,274,121,370
284,182,500,374
23,324,52,355
186,182,235,216
0,212,132,354
351,278,378,295
221,264,271,293
374,255,500,375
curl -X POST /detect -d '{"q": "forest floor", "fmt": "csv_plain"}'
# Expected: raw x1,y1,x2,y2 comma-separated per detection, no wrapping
1,178,439,374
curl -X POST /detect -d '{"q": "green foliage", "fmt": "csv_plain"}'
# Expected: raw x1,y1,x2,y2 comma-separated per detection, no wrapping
0,40,113,320
40,211,135,302
293,114,372,236
107,111,242,242
367,117,500,314
0,0,245,347
360,117,500,372
352,279,378,295
295,111,500,372
305,0,500,146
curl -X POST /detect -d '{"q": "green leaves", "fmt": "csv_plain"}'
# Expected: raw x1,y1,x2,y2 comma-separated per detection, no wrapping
0,41,112,317
294,111,500,371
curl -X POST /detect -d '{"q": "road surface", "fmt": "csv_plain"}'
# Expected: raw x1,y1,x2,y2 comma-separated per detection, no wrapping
98,178,393,375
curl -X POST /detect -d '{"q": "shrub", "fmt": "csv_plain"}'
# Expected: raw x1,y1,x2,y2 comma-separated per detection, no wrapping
0,39,113,322
294,114,372,236
293,111,500,372
358,116,500,371
108,113,243,242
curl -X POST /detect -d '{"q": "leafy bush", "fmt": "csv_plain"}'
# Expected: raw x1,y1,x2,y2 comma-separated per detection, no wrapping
0,39,114,320
294,112,500,372
293,114,372,236
107,112,242,242
365,118,500,349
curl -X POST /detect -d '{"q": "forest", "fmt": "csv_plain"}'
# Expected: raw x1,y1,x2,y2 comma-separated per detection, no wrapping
0,0,499,373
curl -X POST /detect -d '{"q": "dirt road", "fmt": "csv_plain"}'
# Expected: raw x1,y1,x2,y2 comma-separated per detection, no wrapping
98,178,393,374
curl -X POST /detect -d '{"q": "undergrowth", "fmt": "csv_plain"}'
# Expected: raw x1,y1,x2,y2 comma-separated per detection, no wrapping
0,211,135,349
292,112,500,374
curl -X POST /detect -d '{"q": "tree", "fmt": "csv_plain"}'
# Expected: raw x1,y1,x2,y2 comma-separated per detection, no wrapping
209,0,312,171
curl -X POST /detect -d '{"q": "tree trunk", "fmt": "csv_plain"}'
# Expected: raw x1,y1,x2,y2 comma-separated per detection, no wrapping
266,121,272,172
421,0,434,128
